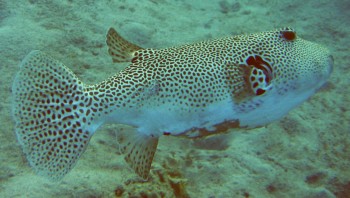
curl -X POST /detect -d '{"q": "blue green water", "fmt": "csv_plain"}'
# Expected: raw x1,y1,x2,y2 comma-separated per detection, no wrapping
0,0,349,197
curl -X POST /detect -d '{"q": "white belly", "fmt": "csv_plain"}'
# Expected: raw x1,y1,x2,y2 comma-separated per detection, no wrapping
105,83,317,138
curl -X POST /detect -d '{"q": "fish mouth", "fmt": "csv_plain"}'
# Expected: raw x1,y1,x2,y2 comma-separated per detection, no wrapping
316,54,334,92
328,55,334,75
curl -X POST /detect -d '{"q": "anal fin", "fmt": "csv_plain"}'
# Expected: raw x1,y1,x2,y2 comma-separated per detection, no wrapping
117,130,159,180
106,27,143,63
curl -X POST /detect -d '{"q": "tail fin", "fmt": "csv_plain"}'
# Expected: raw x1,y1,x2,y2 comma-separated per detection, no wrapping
12,50,98,180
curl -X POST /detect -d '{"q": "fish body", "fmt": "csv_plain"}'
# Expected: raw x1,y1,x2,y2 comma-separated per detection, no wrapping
12,27,333,180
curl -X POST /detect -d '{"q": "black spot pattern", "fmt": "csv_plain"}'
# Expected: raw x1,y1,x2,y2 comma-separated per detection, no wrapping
12,27,331,180
12,51,95,180
101,27,329,113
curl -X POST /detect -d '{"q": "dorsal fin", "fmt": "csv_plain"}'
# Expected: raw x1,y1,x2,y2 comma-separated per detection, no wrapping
117,130,159,180
106,27,143,63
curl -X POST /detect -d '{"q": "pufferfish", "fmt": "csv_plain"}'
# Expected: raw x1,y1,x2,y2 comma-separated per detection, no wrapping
12,27,333,181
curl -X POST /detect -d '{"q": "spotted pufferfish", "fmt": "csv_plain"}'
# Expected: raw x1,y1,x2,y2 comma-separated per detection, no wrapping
12,27,333,181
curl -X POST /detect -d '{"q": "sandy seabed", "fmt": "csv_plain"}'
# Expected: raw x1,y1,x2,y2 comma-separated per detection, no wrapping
0,0,349,197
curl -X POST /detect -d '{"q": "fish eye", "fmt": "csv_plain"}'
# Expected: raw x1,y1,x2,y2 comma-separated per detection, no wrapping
280,30,296,41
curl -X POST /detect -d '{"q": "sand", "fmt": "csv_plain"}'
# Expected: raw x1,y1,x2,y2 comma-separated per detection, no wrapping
0,0,349,197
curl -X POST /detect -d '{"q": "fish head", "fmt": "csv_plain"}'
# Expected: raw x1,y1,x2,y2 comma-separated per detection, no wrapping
232,27,333,127
238,27,333,97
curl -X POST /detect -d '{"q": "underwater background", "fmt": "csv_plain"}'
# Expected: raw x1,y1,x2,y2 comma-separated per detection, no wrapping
0,0,349,197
